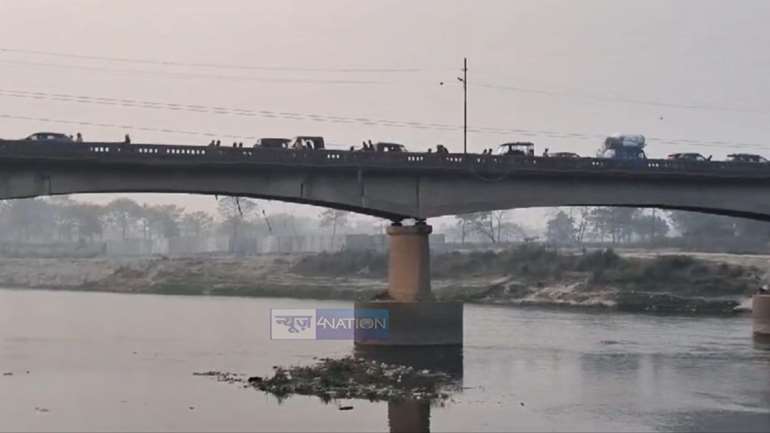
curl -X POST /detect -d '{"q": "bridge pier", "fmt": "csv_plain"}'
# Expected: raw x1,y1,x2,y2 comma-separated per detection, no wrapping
753,294,770,337
354,222,463,346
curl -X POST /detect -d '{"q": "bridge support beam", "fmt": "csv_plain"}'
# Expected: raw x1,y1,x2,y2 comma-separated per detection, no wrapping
354,222,463,346
753,294,770,337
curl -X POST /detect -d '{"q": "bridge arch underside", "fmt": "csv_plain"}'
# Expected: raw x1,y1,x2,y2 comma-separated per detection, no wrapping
2,161,770,222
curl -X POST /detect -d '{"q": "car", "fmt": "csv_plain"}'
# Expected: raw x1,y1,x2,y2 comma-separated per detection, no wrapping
254,138,290,149
494,142,535,156
375,142,408,152
23,132,73,143
667,153,710,161
726,153,769,163
550,152,581,158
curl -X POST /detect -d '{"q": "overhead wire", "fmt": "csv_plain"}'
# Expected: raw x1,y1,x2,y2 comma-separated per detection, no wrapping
0,59,390,85
0,88,768,151
10,47,765,116
475,82,770,116
4,47,766,116
0,47,425,73
0,113,256,140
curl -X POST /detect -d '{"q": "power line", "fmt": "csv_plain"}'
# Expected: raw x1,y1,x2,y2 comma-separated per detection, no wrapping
5,47,770,118
0,113,256,140
1,88,769,152
0,59,389,86
4,49,768,118
0,47,425,74
475,82,770,116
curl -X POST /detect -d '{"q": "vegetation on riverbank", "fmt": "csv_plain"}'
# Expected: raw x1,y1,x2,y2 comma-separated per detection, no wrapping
0,245,760,315
292,245,762,314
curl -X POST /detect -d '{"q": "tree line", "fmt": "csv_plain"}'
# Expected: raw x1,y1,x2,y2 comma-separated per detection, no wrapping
0,197,380,250
544,207,770,251
3,196,767,253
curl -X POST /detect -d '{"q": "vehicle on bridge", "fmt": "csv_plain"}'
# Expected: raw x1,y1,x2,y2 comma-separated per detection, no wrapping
598,134,646,160
289,136,325,150
494,142,535,156
727,153,769,163
23,132,73,143
549,151,581,158
667,152,711,161
375,142,408,153
254,138,290,149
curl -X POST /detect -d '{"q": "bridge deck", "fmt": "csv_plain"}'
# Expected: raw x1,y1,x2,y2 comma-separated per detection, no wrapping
0,140,769,181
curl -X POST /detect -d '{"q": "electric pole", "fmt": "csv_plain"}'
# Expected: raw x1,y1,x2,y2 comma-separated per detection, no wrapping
462,57,468,154
443,58,468,153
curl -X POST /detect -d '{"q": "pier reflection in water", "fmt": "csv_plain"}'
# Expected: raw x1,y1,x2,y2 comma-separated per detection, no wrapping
754,334,770,352
354,346,464,433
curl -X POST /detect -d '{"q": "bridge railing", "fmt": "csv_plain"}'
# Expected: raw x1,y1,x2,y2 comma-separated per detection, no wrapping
0,139,768,176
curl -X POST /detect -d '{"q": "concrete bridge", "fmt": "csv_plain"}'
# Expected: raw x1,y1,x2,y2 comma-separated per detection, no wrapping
0,139,769,343
3,140,770,221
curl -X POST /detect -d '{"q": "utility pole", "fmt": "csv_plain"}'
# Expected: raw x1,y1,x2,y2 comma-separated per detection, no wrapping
462,57,468,154
442,58,468,153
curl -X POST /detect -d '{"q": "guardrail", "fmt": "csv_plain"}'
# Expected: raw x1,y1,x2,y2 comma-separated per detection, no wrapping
0,140,768,177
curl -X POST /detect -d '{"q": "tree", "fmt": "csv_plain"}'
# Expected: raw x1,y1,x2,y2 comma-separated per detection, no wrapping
454,211,524,244
546,210,576,245
632,210,670,243
455,213,476,244
588,207,640,244
50,196,79,241
574,207,592,244
469,212,497,243
105,198,142,240
319,209,349,249
140,204,183,240
181,211,214,238
2,199,55,241
67,203,105,242
218,197,259,252
669,211,735,247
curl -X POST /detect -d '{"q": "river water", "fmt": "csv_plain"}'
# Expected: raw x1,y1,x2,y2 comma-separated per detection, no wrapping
0,288,768,432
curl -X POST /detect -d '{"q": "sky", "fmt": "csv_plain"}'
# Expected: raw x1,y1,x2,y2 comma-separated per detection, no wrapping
1,0,769,229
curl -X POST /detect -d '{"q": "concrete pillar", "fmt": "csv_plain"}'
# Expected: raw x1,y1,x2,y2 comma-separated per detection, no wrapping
387,224,433,302
355,222,463,346
388,399,430,433
753,295,770,336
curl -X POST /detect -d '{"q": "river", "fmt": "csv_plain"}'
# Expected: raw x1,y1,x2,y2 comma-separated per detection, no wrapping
0,288,768,432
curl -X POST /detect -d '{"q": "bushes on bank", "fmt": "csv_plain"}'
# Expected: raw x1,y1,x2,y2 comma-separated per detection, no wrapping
290,245,759,298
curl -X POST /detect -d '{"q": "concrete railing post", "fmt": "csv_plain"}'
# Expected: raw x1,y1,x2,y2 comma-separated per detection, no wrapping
753,294,770,336
354,222,463,346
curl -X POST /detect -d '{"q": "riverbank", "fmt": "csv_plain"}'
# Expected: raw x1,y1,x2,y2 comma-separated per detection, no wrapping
294,246,764,314
0,246,763,315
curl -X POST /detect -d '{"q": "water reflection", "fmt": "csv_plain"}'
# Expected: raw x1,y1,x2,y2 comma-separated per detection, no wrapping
354,346,464,382
753,333,770,350
388,399,431,433
355,346,464,433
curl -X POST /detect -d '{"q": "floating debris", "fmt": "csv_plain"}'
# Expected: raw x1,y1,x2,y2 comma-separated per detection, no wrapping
3,372,12,376
192,371,243,384
195,356,460,403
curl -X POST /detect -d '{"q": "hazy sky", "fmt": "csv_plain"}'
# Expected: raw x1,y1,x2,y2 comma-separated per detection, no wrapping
1,0,768,228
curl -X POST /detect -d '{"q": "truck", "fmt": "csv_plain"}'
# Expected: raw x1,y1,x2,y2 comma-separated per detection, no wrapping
598,134,646,160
